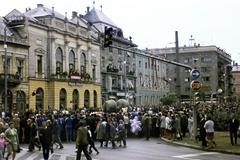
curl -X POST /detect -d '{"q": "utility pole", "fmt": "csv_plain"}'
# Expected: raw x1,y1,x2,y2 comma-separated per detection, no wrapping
175,31,181,100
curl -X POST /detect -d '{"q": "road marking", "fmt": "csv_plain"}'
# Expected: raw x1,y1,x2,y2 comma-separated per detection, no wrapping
173,152,219,160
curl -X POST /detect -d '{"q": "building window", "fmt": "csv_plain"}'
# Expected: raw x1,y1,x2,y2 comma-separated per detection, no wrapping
201,67,208,72
80,53,86,74
56,47,63,74
60,88,67,110
36,88,44,111
118,61,122,71
202,76,210,81
92,65,96,80
118,48,122,54
37,55,42,75
84,90,90,108
16,59,24,77
69,50,75,73
145,62,147,69
101,57,105,68
201,57,212,63
94,90,97,109
139,61,142,68
72,89,79,110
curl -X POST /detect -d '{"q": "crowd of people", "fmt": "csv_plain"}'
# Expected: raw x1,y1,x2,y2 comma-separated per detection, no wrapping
0,102,238,160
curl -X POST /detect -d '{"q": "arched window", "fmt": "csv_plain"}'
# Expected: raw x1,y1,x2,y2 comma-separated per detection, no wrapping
80,53,86,74
72,89,79,110
36,88,44,111
56,47,63,74
84,90,90,109
69,50,75,73
93,90,97,109
16,91,26,113
60,88,67,110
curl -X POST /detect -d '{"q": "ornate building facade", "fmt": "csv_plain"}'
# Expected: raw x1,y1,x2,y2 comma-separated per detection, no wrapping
1,4,102,112
0,15,29,113
83,7,137,105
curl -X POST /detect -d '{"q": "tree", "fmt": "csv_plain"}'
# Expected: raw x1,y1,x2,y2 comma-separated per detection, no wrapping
160,93,178,105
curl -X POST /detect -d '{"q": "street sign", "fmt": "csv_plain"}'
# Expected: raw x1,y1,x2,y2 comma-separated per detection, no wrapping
191,69,200,80
190,80,202,91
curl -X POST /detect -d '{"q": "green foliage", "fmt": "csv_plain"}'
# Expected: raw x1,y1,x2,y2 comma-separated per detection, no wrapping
212,108,229,131
160,93,178,105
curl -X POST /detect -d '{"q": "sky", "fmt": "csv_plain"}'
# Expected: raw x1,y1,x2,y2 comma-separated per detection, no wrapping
1,0,240,63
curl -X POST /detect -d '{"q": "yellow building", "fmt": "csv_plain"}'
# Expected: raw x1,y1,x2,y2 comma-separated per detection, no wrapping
24,4,102,111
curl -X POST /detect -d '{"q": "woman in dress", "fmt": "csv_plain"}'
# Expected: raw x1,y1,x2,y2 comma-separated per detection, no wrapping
5,122,19,160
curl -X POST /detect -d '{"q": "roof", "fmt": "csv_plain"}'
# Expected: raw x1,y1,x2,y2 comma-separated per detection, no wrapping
83,7,117,30
0,17,13,36
24,4,65,20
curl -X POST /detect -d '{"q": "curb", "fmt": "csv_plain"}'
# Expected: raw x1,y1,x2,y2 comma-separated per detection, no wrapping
160,137,240,155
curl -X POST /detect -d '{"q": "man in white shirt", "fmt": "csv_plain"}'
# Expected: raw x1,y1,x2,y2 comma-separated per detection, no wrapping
204,116,215,149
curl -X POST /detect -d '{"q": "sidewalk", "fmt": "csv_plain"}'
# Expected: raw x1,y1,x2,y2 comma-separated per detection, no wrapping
161,131,240,155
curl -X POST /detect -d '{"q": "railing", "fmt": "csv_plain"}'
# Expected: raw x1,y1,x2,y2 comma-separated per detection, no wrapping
0,35,28,46
0,73,22,85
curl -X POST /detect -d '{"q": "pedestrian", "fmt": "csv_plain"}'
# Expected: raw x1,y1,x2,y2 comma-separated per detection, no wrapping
52,116,64,149
96,118,106,147
27,118,41,152
204,116,216,149
76,120,92,160
0,133,7,160
118,120,126,147
228,115,239,145
199,115,207,148
87,126,99,155
5,122,19,160
39,120,52,160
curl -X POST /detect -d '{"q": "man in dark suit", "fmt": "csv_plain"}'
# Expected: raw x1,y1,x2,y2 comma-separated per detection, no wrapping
229,115,240,145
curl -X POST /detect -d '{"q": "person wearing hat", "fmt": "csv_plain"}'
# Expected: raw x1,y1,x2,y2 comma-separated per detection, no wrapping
5,122,19,160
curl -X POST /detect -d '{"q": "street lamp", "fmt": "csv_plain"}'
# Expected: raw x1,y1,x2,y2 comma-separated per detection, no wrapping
4,27,8,115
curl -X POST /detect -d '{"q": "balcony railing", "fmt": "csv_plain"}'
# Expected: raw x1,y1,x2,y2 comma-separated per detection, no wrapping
0,73,22,86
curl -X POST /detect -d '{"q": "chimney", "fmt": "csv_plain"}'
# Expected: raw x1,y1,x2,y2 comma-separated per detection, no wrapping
87,7,90,13
37,4,43,8
52,7,55,17
72,11,78,18
79,14,84,18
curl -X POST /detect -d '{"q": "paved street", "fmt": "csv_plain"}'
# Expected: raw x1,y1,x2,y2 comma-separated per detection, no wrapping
15,138,240,160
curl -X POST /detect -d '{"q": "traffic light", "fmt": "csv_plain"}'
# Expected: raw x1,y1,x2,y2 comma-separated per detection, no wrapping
104,27,113,48
194,92,200,105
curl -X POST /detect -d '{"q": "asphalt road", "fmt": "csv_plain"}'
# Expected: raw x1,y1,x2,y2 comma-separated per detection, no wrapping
15,138,240,160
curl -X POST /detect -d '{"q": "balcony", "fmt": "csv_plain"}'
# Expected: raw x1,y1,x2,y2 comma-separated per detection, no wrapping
0,73,22,86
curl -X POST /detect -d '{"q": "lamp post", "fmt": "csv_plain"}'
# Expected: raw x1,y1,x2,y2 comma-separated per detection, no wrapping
4,27,8,114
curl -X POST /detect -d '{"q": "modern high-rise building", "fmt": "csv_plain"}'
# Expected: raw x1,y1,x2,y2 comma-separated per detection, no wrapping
150,45,233,103
232,64,240,102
